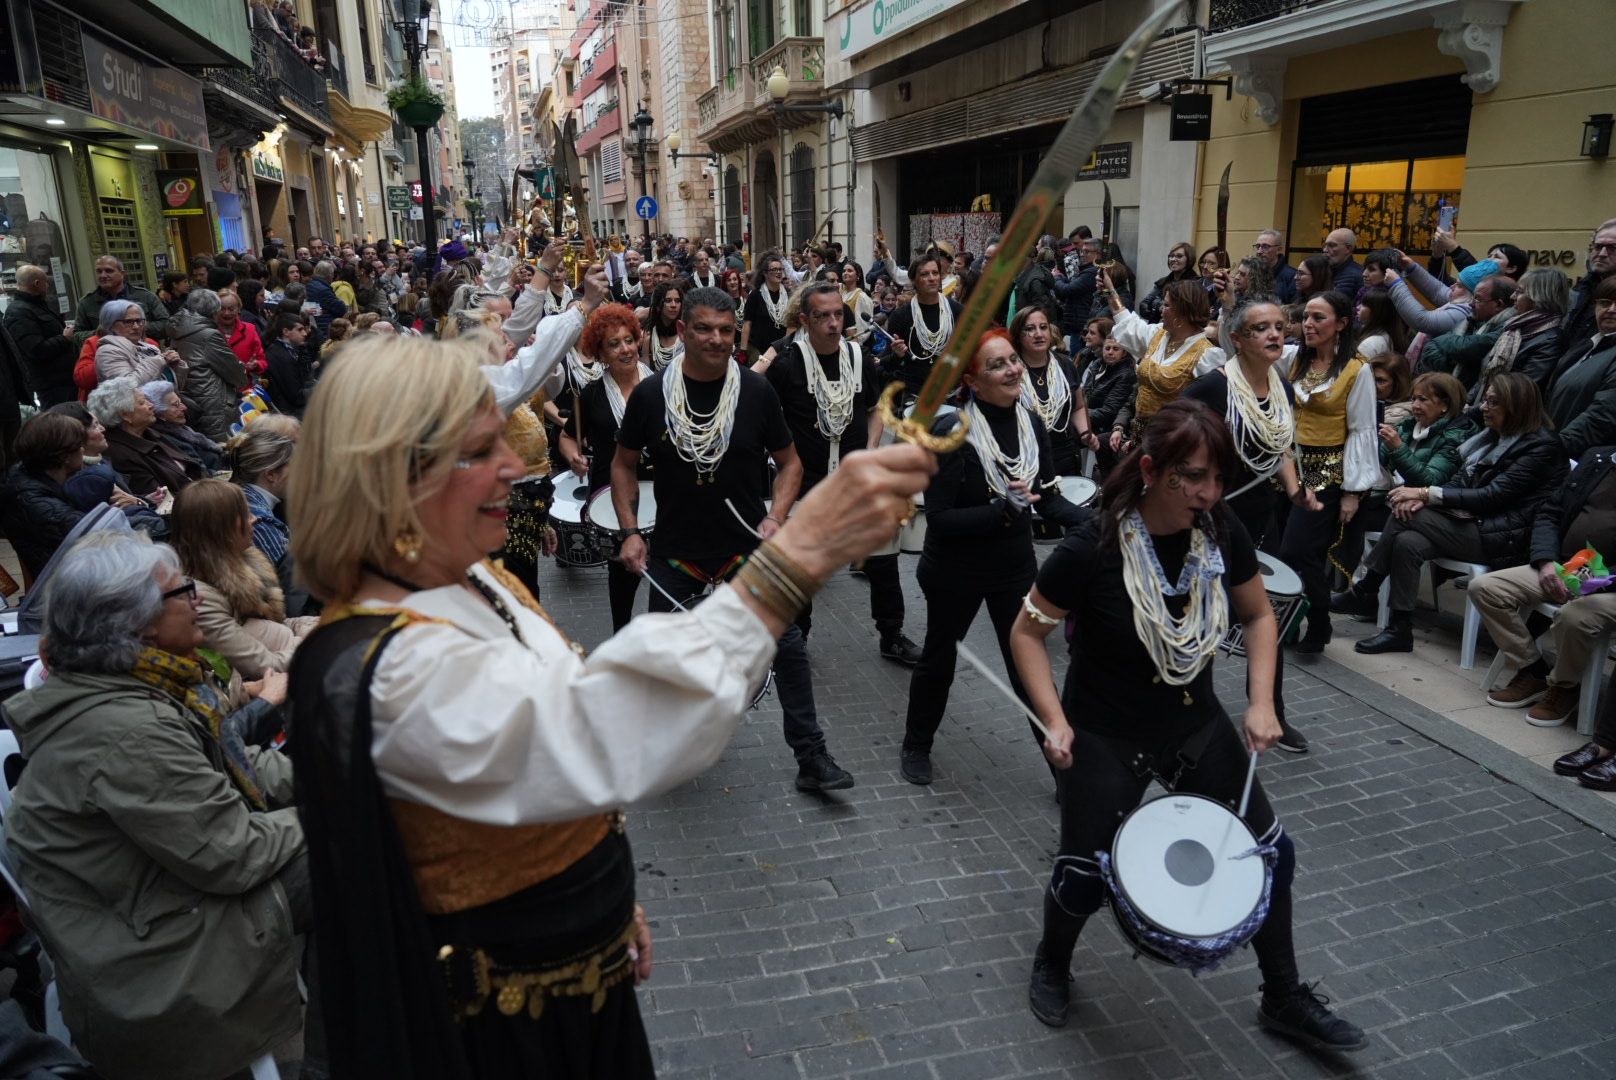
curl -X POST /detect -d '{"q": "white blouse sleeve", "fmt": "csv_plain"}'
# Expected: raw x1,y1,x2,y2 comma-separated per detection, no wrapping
482,308,584,414
1193,343,1228,379
368,580,777,825
1343,364,1380,492
1109,308,1160,365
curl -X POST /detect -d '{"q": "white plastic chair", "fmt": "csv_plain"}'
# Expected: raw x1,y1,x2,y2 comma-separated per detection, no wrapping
1482,601,1614,737
1374,556,1489,668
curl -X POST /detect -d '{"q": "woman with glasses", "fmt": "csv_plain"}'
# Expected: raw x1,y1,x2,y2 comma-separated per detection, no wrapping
1334,372,1566,653
94,298,186,386
1138,242,1201,324
1545,277,1616,458
1565,220,1616,343
740,254,791,360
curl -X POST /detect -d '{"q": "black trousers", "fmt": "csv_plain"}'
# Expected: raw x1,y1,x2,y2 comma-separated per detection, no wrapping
796,553,905,640
1038,719,1298,997
606,560,641,632
1279,484,1344,644
903,558,1042,755
1228,485,1288,724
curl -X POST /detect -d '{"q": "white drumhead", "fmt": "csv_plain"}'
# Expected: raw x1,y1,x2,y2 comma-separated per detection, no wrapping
588,482,657,531
550,476,590,523
1051,475,1096,507
1112,794,1264,939
1255,551,1303,598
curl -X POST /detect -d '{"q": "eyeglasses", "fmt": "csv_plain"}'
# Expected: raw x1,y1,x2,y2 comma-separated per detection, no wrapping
118,317,146,325
1253,242,1277,250
161,578,198,603
1592,242,1616,254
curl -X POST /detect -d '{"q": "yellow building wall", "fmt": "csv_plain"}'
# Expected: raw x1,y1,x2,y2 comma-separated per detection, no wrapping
1194,1,1616,275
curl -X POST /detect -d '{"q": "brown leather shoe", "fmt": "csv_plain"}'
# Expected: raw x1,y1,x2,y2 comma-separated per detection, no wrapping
1487,668,1548,708
1526,684,1579,727
1555,742,1608,776
1579,754,1616,791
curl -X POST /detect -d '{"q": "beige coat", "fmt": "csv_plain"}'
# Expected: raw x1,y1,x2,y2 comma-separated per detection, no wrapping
194,548,318,679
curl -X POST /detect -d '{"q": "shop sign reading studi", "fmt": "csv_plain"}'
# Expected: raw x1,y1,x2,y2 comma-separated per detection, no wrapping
83,34,210,152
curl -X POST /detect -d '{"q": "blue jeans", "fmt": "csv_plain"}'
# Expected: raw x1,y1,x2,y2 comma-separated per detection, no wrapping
644,558,827,763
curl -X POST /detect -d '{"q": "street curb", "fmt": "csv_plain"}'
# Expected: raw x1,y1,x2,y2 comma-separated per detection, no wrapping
1300,654,1616,838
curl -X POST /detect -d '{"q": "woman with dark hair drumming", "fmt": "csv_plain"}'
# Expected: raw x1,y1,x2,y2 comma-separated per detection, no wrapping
1184,297,1319,752
1278,291,1378,653
899,329,1084,786
1009,399,1365,1054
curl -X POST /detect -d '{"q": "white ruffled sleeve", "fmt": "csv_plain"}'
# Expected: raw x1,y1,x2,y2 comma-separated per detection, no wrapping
482,307,583,414
367,575,777,825
1109,308,1160,365
1343,363,1380,492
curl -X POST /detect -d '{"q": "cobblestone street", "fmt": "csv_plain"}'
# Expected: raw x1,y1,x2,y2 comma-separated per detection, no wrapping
538,557,1616,1079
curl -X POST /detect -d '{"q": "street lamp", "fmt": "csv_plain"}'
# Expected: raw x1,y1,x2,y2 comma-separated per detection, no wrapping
461,155,477,235
765,65,844,251
667,129,719,167
628,103,655,249
393,0,439,262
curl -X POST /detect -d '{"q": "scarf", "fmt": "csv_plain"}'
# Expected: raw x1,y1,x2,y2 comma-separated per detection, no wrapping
1474,307,1561,399
129,646,268,810
1453,429,1520,487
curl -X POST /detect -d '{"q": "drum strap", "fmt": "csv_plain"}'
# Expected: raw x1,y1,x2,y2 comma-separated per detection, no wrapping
1166,719,1222,788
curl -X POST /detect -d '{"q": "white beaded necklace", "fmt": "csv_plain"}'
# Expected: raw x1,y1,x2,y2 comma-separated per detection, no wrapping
662,361,742,482
962,398,1039,496
1019,355,1072,433
910,296,952,357
605,363,651,425
650,327,683,371
1118,510,1229,691
798,337,862,473
566,349,603,389
1224,358,1293,480
622,278,642,301
760,285,789,328
691,270,718,290
543,283,573,316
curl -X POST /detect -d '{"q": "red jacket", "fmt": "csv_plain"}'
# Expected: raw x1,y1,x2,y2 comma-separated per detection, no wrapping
225,320,268,377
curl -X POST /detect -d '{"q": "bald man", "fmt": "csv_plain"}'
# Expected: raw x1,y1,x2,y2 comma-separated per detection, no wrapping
1324,228,1364,302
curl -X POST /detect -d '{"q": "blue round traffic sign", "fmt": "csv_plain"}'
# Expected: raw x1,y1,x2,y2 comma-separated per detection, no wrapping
635,196,658,220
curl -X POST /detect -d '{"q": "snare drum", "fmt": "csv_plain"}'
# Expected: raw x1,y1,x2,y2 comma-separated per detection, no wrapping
1032,475,1098,542
1101,793,1273,972
586,482,657,553
898,492,927,554
1218,551,1306,657
551,475,606,568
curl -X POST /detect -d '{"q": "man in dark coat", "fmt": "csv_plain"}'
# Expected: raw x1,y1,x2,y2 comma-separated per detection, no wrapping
73,256,169,345
3,263,77,406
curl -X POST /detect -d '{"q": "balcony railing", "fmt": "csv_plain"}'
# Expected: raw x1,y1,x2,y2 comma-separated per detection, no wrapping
263,28,332,127
199,29,280,118
749,37,826,110
326,52,349,100
1209,0,1324,32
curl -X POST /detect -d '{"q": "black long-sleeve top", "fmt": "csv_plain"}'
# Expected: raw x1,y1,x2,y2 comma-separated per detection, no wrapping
921,398,1085,588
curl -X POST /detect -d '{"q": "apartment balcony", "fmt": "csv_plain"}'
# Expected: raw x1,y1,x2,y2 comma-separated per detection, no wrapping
577,39,617,98
575,105,621,155
325,46,394,144
1205,0,1525,123
695,37,831,153
262,28,334,134
695,65,768,154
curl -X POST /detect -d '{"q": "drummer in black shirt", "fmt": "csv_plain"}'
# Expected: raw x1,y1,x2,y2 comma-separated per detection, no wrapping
900,329,1084,787
613,286,855,792
556,303,653,631
884,253,964,400
1008,400,1364,1054
760,281,923,665
1183,297,1318,754
739,254,792,360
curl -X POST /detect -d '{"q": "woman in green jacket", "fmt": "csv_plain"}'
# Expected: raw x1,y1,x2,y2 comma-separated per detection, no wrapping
1379,371,1473,486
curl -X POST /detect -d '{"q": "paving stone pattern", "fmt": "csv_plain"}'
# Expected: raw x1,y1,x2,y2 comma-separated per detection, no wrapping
537,556,1616,1079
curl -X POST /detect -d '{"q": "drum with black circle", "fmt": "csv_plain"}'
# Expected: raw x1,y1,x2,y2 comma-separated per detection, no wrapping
586,482,657,556
550,475,606,568
1218,551,1306,656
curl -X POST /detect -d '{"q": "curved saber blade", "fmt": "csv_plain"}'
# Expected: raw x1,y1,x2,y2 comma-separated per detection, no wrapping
906,1,1186,429
1216,161,1232,254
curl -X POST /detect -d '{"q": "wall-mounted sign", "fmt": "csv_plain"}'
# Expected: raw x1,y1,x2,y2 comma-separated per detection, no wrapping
1078,142,1132,181
155,170,205,216
153,253,170,271
1170,94,1213,142
387,186,411,211
251,149,284,183
836,0,971,61
82,33,209,152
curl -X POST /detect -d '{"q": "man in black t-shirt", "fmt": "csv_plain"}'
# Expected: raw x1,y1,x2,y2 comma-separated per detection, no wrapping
613,286,855,792
884,253,963,395
764,282,922,665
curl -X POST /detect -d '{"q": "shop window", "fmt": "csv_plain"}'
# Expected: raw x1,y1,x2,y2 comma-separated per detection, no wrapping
1287,156,1463,258
0,145,77,313
789,143,814,252
723,164,742,246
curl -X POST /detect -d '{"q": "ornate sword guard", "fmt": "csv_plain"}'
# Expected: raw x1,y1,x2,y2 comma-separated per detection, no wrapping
877,382,969,454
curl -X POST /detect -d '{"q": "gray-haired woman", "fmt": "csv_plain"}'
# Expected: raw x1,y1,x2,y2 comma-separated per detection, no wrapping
89,375,200,499
93,298,185,387
139,379,225,473
170,288,251,442
1470,266,1570,399
3,530,307,1080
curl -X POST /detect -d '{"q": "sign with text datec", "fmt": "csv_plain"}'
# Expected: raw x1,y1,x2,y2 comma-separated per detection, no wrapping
635,196,658,220
1078,143,1132,181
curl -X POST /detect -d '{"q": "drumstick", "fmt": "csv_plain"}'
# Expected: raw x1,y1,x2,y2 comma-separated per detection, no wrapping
954,641,1053,741
642,568,695,611
1237,748,1259,819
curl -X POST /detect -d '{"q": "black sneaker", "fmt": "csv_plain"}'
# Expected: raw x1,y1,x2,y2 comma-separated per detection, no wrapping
1276,719,1309,754
795,753,854,792
899,748,932,785
880,633,923,666
1258,982,1366,1053
1028,949,1072,1027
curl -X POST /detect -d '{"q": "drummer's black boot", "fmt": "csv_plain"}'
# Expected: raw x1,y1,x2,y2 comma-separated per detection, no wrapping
1030,896,1083,1027
1355,611,1413,654
1259,982,1368,1053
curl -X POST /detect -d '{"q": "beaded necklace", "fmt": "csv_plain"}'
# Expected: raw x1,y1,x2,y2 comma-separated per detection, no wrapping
1224,358,1293,479
650,327,683,371
910,297,952,357
1117,511,1228,695
604,363,651,425
798,337,862,472
543,284,573,316
566,349,603,390
1019,354,1072,433
662,361,741,483
962,398,1039,496
759,285,789,328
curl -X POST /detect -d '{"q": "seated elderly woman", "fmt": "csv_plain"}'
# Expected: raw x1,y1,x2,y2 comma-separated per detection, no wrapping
172,478,318,680
140,379,225,472
3,530,307,1080
93,298,186,386
89,375,202,499
0,413,90,579
170,288,251,442
1467,266,1568,402
44,402,147,514
228,418,302,596
1333,371,1567,653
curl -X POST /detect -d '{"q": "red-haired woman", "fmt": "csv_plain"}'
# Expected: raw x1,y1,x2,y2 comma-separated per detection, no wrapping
1009,399,1365,1054
560,303,653,629
900,329,1085,786
720,267,747,307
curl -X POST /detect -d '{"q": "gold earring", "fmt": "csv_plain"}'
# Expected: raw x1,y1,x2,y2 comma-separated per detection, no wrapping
393,527,423,564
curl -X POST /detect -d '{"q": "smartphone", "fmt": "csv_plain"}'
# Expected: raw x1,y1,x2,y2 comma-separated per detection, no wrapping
1437,204,1457,233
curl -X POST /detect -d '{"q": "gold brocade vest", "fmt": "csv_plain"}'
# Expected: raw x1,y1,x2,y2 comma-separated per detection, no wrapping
505,389,552,479
1294,356,1365,448
1134,328,1211,423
